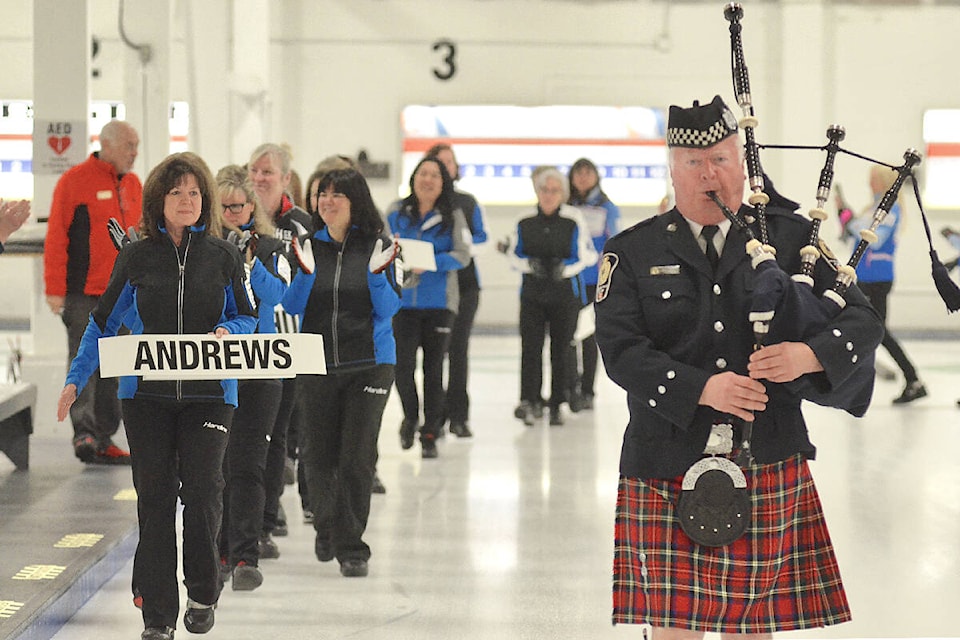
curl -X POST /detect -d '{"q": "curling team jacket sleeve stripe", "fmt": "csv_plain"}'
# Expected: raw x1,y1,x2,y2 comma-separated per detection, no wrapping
561,204,599,279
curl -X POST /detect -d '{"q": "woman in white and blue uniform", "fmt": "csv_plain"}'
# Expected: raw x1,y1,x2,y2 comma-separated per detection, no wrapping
845,164,926,404
567,157,620,411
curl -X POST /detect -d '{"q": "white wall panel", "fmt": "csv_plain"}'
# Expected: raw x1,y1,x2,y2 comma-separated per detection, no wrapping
5,0,960,329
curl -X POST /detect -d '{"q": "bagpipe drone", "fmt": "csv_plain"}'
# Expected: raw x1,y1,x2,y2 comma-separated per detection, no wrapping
687,3,960,473
716,2,960,355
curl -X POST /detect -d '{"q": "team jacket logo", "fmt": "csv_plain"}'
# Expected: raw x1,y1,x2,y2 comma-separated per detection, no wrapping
595,253,620,303
203,421,228,433
363,385,389,395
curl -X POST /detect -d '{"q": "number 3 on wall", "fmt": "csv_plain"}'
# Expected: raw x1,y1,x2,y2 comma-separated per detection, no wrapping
432,39,457,81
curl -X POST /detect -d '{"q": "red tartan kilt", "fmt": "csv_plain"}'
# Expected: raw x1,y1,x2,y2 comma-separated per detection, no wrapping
612,454,851,633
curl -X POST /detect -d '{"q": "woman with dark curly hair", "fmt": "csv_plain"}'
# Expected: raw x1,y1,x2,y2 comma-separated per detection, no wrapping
57,152,257,640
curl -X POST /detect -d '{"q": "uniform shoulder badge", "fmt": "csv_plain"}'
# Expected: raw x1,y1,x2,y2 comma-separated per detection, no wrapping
595,253,620,303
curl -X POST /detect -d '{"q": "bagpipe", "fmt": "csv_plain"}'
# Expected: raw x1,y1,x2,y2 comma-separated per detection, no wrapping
690,4,960,472
680,4,960,547
716,2,960,355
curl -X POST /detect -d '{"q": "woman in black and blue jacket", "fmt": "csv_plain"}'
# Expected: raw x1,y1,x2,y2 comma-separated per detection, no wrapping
282,168,400,578
213,165,290,591
567,158,621,411
56,152,257,640
424,144,489,439
509,166,597,426
386,157,471,459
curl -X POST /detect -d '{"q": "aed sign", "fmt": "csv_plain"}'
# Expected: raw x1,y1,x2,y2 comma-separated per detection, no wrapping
33,119,87,176
98,333,326,380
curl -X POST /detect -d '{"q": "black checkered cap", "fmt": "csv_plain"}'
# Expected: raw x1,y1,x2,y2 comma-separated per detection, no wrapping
666,95,738,148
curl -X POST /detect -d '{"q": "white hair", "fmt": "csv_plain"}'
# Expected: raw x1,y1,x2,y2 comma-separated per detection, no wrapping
532,166,570,200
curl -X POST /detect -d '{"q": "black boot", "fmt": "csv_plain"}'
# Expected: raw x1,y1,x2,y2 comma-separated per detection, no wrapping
893,381,927,404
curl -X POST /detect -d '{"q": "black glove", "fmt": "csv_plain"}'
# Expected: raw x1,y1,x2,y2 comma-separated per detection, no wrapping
529,258,564,280
107,218,137,251
227,230,259,265
226,229,253,252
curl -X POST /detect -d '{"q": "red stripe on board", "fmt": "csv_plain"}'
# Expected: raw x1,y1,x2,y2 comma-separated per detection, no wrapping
403,137,665,152
926,142,960,157
0,133,188,143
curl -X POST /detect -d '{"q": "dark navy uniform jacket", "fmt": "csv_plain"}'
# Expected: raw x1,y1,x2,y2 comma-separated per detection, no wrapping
595,206,884,480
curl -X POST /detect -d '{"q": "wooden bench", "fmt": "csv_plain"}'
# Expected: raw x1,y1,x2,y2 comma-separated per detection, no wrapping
0,382,37,470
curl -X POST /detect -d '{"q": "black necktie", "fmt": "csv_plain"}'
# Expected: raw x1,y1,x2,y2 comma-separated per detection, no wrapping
701,225,720,272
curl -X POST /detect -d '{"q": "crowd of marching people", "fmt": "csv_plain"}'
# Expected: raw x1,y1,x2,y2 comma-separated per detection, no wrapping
48,121,621,639
37,107,946,640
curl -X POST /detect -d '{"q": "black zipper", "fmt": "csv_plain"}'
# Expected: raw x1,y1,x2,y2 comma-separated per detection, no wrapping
331,231,348,368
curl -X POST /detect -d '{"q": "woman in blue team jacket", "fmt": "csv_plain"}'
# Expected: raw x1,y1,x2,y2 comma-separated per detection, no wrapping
424,143,489,439
843,164,926,404
56,152,257,640
213,165,290,591
386,157,471,459
567,158,620,411
283,168,400,577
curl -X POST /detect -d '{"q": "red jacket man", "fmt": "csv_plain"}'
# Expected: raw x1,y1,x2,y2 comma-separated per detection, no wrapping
44,119,142,464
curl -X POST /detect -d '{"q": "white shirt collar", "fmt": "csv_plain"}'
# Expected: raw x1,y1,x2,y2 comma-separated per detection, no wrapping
685,218,732,255
685,217,731,240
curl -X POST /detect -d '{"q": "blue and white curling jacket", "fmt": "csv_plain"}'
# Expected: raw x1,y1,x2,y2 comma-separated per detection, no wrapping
386,202,471,313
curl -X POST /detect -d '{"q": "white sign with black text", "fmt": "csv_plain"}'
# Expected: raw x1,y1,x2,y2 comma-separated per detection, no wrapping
98,333,326,380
